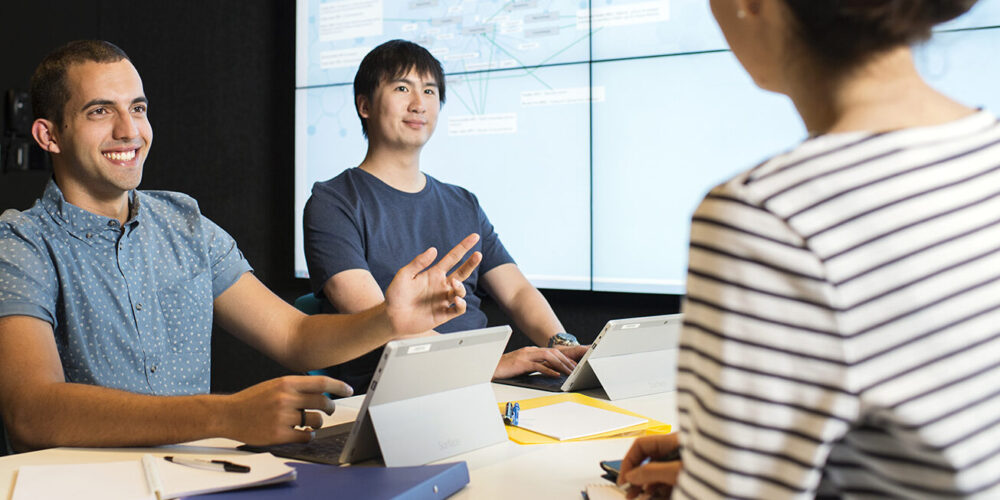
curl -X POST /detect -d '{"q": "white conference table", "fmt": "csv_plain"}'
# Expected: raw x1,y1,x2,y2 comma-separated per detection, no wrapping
0,384,676,499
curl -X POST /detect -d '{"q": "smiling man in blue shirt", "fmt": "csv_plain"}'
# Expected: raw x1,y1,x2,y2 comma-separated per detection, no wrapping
0,40,481,452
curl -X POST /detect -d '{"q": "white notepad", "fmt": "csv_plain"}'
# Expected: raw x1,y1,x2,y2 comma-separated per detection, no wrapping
12,453,295,500
585,483,628,500
515,402,647,441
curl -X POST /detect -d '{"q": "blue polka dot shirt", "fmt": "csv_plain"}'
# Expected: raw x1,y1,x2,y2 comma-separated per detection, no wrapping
0,180,252,395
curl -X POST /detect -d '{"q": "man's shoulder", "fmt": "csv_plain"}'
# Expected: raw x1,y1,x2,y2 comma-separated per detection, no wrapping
136,189,203,218
0,206,54,271
310,168,368,202
0,204,49,242
313,168,357,192
424,174,479,206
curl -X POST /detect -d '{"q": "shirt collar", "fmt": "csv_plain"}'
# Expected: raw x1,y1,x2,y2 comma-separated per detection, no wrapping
40,179,142,239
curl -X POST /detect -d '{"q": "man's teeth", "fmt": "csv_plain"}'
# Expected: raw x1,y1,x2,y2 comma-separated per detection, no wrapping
103,150,136,161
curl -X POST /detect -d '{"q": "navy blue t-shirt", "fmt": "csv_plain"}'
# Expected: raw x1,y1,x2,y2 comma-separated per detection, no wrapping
303,168,514,390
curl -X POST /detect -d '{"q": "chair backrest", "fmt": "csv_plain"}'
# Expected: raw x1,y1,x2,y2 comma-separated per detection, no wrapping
293,293,323,315
293,293,337,378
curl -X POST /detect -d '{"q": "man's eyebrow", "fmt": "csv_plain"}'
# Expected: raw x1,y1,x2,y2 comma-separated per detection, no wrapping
80,99,114,111
390,77,438,87
80,96,148,111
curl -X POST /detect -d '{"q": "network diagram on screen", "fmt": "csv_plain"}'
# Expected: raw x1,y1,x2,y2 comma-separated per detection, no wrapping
295,0,1000,294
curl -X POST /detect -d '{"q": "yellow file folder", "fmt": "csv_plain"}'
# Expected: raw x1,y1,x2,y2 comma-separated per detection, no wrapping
498,393,671,445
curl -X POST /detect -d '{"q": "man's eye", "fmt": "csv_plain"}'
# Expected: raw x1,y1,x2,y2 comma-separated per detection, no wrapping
424,89,436,95
90,108,108,115
395,85,408,92
132,105,147,114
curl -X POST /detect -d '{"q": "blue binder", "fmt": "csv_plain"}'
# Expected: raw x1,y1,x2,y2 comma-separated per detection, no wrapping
183,461,469,499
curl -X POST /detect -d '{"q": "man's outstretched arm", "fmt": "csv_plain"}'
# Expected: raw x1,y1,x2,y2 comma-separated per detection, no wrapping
214,233,483,373
0,315,352,452
0,235,481,451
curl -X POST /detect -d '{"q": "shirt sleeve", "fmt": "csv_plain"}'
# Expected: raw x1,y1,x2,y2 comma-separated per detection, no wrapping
302,183,371,294
471,193,514,274
0,214,58,326
201,215,253,298
673,184,859,499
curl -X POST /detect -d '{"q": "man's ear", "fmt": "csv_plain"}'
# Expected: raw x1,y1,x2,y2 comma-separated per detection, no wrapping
356,94,370,119
31,119,61,154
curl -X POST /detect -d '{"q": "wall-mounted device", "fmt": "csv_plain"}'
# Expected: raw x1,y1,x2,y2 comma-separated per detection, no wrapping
2,89,49,173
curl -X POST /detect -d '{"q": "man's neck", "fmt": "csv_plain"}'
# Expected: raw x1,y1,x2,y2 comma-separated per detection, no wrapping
358,144,426,193
53,174,131,224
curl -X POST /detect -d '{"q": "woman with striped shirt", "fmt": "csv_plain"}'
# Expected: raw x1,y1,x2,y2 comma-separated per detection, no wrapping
619,0,999,498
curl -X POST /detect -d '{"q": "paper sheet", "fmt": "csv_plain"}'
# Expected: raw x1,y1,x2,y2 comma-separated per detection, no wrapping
499,393,671,445
585,483,627,500
515,401,647,441
13,460,155,500
11,453,294,500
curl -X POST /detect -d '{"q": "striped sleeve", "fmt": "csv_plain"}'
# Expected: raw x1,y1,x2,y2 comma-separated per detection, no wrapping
674,186,859,500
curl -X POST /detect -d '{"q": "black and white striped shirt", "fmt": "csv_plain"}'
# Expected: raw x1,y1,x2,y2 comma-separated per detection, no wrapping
675,110,1000,499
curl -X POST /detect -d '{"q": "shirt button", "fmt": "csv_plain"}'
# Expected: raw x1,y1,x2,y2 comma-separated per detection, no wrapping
150,365,157,373
107,220,117,227
136,303,143,311
85,233,92,239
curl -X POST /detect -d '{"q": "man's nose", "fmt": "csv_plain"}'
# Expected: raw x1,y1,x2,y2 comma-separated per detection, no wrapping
408,92,426,113
113,111,140,140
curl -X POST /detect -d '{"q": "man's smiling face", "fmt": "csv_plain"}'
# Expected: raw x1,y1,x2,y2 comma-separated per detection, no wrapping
53,59,152,202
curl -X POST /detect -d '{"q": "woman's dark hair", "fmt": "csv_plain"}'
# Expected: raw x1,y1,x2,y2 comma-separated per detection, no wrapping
30,40,131,125
782,0,978,68
353,39,446,138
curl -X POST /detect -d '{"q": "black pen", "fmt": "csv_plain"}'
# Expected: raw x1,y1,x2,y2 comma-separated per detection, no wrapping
164,456,251,473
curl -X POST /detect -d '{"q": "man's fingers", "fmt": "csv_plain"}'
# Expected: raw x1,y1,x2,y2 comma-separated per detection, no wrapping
289,375,354,399
401,247,438,277
451,278,466,299
297,394,337,415
447,296,467,316
285,428,316,444
532,361,562,377
433,233,480,274
557,344,590,361
448,252,482,283
296,410,325,429
538,348,576,375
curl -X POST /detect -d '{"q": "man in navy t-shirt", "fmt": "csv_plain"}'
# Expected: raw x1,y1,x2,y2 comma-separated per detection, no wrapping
304,40,587,392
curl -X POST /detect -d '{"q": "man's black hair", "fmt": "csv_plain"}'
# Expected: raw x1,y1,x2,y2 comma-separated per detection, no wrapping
30,40,131,125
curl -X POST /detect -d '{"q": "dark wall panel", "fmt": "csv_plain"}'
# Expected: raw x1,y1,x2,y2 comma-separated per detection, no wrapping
0,1,99,210
93,1,300,391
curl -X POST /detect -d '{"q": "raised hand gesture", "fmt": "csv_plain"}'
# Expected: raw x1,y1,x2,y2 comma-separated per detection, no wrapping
383,233,482,335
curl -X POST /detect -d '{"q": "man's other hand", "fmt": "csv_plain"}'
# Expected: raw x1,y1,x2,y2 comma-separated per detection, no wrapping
493,346,578,379
223,375,352,446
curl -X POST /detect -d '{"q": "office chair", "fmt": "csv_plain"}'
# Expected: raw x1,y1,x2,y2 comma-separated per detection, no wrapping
293,293,323,316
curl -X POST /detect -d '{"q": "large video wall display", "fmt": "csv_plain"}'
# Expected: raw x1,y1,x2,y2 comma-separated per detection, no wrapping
295,0,1000,294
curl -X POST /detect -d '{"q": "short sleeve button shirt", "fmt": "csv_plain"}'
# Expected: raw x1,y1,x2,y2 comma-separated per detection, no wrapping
0,180,252,395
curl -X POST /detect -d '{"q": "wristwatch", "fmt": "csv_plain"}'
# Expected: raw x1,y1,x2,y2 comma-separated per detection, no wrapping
547,332,580,347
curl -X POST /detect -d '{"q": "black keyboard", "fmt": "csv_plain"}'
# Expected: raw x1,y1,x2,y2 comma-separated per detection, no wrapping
493,373,568,392
239,431,350,465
